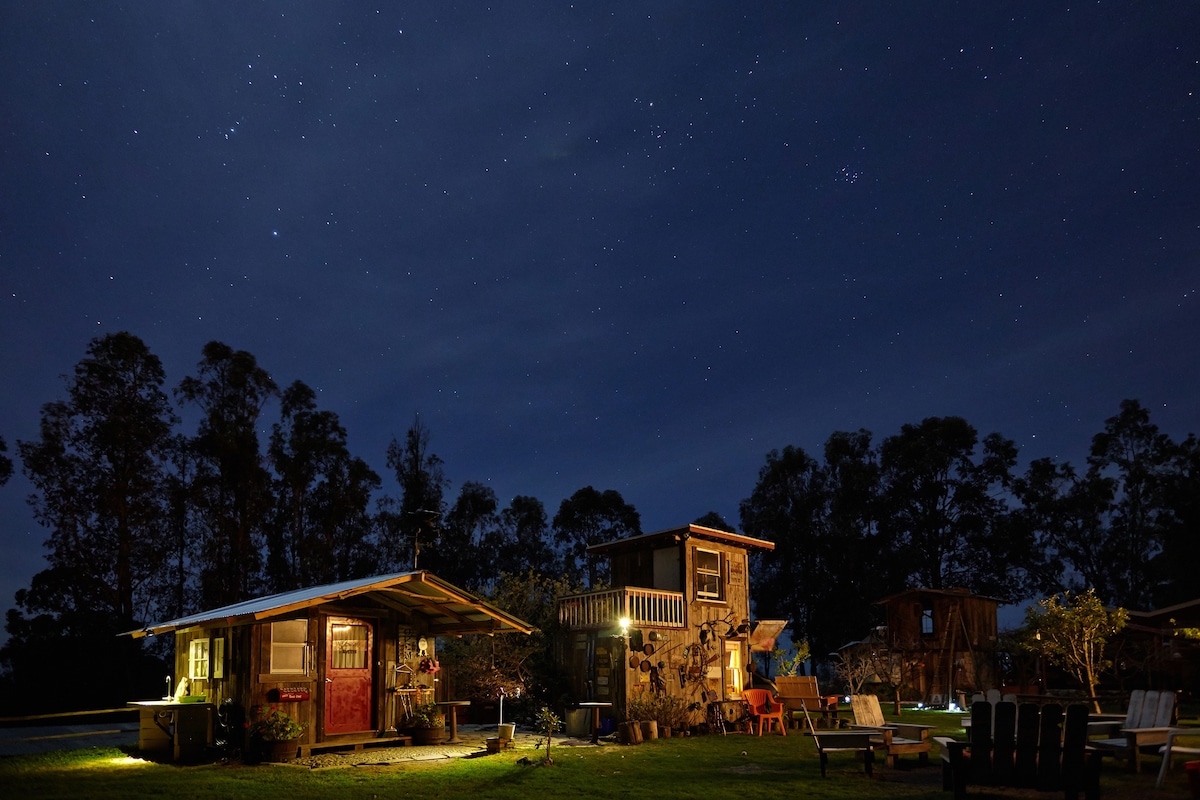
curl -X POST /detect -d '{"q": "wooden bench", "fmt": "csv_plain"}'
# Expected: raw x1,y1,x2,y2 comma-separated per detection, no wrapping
935,701,1102,800
298,734,413,758
808,729,877,778
775,676,837,729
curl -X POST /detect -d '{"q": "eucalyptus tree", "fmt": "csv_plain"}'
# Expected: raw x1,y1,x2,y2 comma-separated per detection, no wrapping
176,341,278,608
5,332,178,710
427,481,499,590
552,486,640,586
489,494,556,579
1014,400,1179,609
877,417,1021,599
1155,432,1200,606
739,444,826,658
267,380,380,590
384,415,448,570
15,332,178,631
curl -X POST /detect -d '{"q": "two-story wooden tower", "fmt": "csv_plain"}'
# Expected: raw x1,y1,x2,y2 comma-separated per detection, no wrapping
556,523,775,724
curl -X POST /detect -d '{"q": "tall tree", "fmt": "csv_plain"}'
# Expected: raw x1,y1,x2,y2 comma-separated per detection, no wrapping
740,444,826,662
427,481,498,589
552,486,640,586
15,332,177,629
877,417,1020,598
267,381,379,590
4,332,177,710
176,341,278,608
1154,432,1200,606
384,415,448,569
489,495,556,579
1084,399,1174,608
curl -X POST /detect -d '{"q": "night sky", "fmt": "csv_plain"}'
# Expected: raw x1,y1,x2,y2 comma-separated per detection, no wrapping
2,3,1198,627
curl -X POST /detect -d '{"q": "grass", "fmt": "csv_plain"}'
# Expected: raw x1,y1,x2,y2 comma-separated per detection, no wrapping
1,709,1195,800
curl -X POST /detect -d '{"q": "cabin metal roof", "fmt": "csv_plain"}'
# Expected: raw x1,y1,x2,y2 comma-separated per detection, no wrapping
124,571,536,638
585,523,775,556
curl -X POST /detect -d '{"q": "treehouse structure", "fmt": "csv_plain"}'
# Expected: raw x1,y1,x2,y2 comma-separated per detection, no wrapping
873,587,1000,706
556,524,777,728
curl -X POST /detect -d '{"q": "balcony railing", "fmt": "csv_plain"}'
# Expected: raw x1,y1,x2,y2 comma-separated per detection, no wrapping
558,586,686,630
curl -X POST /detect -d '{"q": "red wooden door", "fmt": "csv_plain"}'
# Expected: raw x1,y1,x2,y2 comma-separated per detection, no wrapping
324,617,373,735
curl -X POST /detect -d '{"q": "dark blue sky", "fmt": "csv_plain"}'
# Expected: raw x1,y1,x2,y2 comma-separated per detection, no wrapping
2,3,1198,624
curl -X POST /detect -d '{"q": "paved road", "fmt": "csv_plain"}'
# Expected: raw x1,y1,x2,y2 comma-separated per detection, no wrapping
0,722,140,757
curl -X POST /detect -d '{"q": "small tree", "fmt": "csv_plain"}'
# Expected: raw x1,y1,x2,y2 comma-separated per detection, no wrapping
533,706,562,765
1021,589,1127,712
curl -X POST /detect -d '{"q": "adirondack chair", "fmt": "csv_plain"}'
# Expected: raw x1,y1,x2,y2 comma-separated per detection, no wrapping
849,694,932,767
742,688,786,736
1156,727,1200,789
935,701,1102,800
774,675,837,729
1090,689,1176,772
1087,688,1145,738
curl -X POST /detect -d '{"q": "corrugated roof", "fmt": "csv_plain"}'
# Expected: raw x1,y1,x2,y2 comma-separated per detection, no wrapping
586,523,775,555
124,571,536,638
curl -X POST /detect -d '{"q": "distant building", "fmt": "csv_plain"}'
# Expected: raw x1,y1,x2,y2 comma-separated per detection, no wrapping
873,587,1000,705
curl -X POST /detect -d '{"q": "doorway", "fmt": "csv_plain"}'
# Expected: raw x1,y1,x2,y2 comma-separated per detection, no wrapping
324,617,373,735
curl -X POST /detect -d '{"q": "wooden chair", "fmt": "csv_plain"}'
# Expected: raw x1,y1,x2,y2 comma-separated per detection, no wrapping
1156,727,1200,789
849,694,932,767
1090,689,1176,772
936,700,1102,800
809,729,876,777
742,688,786,736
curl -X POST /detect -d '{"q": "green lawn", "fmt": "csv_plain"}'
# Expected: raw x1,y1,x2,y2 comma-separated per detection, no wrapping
1,709,1193,799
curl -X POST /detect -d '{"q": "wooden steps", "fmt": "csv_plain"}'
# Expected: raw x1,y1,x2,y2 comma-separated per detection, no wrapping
298,734,412,758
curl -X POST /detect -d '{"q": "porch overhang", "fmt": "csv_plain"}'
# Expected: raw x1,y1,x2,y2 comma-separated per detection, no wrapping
124,571,536,638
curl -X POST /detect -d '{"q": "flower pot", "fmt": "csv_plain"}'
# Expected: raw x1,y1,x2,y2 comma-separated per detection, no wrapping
412,726,446,746
618,720,642,745
261,740,298,762
639,720,658,740
498,722,516,740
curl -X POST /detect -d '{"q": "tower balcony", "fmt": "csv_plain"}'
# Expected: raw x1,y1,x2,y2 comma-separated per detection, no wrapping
557,586,686,630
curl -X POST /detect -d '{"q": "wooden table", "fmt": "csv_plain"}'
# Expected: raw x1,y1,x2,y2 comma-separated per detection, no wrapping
577,701,612,744
436,700,471,743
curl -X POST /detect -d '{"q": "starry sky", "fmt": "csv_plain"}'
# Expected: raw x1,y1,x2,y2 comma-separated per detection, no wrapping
2,3,1198,628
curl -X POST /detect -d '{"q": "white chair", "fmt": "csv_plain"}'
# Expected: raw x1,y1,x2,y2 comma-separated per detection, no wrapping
1156,727,1200,789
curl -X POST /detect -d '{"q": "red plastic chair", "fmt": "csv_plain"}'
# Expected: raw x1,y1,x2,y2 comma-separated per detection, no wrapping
742,688,787,736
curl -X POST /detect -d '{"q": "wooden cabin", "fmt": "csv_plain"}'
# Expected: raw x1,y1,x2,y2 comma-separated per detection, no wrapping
556,524,776,729
873,587,999,705
125,571,534,758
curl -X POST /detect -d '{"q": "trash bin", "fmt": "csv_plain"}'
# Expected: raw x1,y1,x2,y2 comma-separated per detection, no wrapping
565,709,590,737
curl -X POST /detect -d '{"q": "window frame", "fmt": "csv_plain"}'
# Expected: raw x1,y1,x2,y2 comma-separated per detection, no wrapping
694,547,724,601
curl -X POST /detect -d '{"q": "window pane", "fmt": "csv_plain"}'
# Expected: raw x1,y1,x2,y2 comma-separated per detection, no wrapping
330,623,369,670
271,620,308,674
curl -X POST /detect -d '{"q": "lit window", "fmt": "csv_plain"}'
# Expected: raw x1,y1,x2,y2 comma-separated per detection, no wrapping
696,549,723,600
271,619,309,674
188,637,224,681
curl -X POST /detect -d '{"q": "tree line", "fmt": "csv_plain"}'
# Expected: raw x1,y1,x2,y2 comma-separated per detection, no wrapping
0,331,1196,710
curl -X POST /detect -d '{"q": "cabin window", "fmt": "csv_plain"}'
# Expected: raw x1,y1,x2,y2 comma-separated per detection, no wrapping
695,548,723,600
270,619,309,675
188,637,225,681
724,642,743,698
921,606,934,636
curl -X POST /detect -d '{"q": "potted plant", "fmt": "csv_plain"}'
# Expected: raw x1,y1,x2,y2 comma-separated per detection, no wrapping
249,707,305,762
407,702,446,746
